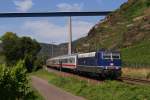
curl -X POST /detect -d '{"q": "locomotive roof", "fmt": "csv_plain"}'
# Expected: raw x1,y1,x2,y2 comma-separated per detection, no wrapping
47,50,120,61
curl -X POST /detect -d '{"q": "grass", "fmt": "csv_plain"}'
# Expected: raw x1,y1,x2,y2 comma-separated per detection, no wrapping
24,86,44,100
121,40,150,78
122,67,150,79
32,69,150,100
29,87,44,100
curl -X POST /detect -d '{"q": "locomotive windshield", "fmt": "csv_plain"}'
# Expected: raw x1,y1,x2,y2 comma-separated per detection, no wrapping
103,53,111,59
112,54,120,59
103,53,120,59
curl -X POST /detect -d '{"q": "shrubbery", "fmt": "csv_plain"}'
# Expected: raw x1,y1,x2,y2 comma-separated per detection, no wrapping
0,60,37,100
33,56,47,71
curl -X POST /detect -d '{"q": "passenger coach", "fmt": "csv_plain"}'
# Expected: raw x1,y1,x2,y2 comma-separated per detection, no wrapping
46,55,77,69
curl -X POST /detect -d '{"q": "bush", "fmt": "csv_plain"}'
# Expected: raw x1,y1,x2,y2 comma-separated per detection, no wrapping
0,60,36,100
33,56,47,71
33,58,44,71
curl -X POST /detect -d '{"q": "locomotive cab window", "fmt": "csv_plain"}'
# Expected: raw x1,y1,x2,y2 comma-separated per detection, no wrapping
103,53,111,59
112,54,120,59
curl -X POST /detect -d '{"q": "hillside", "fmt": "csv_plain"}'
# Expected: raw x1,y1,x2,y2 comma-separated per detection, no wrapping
73,0,150,66
75,0,150,52
122,40,150,67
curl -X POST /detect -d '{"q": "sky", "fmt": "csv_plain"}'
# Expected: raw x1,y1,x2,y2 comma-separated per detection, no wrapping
0,0,128,44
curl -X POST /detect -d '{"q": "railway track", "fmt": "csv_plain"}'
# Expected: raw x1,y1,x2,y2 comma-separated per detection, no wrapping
44,66,150,85
120,76,150,85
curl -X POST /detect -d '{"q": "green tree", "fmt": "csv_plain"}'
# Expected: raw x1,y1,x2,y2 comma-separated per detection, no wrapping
19,37,41,72
1,32,20,65
1,32,41,72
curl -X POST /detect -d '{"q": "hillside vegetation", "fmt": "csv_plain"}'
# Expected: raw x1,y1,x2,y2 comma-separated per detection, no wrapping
122,40,150,67
74,0,150,66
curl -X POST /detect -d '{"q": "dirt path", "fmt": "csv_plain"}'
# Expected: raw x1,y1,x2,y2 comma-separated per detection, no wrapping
31,76,85,100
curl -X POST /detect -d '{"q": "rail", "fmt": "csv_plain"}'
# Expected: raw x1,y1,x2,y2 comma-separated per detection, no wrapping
120,76,150,85
44,66,150,85
44,66,102,84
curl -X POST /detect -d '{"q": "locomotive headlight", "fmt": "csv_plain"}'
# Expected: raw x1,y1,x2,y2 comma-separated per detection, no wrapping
110,63,114,66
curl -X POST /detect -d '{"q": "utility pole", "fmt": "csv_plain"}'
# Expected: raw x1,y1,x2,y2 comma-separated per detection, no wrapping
52,44,53,57
68,16,72,55
51,42,56,57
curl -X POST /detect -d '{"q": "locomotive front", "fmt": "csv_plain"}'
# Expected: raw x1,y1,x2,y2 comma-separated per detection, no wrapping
97,50,122,77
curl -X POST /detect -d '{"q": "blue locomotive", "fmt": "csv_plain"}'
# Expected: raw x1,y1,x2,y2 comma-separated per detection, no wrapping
77,50,121,77
46,49,121,78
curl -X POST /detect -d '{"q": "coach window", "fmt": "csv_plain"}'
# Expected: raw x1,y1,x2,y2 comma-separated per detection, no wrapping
69,59,72,63
62,59,65,63
70,58,74,63
72,58,75,63
62,59,64,63
69,59,71,63
56,60,59,64
64,59,67,63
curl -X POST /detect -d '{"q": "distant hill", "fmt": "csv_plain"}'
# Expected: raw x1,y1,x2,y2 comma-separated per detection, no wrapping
38,40,79,58
38,43,68,58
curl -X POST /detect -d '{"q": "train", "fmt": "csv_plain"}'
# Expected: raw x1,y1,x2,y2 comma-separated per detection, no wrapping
46,49,121,78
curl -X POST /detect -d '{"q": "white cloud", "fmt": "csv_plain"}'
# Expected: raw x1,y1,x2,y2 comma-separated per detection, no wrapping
22,20,94,43
23,20,67,43
13,0,33,12
56,3,83,12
